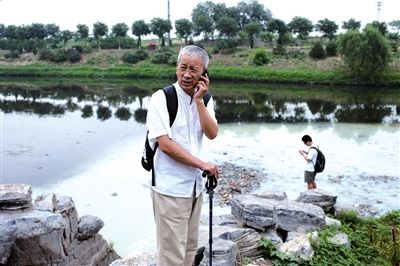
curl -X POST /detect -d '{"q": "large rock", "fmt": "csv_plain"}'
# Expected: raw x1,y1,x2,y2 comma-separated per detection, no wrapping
202,238,237,266
76,215,105,240
0,185,120,265
0,183,32,210
254,190,287,201
275,200,326,232
231,195,277,231
197,224,261,265
328,232,350,248
279,232,318,261
296,189,337,213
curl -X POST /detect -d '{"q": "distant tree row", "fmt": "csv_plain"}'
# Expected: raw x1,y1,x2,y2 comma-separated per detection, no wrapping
0,0,399,84
1,0,399,51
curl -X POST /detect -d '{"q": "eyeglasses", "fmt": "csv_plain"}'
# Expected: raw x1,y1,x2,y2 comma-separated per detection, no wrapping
177,65,201,75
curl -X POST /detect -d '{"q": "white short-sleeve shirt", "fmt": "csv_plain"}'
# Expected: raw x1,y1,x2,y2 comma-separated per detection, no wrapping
305,145,319,172
146,82,217,198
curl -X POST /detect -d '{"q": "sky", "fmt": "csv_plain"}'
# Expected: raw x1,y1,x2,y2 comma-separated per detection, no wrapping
0,0,398,34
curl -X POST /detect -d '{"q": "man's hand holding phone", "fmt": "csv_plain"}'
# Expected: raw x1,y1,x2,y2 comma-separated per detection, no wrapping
194,69,209,100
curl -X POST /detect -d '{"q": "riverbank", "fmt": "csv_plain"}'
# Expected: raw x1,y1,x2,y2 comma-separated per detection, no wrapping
1,49,400,86
21,121,398,258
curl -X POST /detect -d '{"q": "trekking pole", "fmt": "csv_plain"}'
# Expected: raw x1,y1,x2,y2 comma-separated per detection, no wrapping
203,171,217,266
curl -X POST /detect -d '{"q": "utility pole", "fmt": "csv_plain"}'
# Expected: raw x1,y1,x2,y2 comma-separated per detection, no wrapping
167,0,172,46
377,1,382,21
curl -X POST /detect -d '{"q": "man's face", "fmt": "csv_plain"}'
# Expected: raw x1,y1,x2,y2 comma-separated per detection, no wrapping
176,54,204,94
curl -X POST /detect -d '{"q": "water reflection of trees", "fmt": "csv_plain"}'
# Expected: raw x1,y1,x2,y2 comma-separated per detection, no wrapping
0,99,66,116
81,105,93,118
0,84,398,124
335,103,391,123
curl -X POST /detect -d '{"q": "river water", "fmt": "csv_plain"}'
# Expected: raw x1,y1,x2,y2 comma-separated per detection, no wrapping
1,80,399,258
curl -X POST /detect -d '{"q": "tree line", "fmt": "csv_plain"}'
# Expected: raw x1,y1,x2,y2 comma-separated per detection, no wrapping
1,0,399,51
0,0,399,83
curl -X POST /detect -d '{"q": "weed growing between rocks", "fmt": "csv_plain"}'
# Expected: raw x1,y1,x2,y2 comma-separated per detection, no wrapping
259,209,400,266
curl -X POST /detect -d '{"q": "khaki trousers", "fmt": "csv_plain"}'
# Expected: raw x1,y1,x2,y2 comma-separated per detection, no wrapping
151,189,203,266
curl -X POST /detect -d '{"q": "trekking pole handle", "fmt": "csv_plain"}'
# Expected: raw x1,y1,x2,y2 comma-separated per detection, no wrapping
202,171,217,192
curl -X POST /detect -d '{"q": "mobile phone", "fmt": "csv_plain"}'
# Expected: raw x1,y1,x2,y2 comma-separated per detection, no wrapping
202,69,209,78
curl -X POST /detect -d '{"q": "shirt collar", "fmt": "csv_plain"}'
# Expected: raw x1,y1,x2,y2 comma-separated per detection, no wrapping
174,81,193,105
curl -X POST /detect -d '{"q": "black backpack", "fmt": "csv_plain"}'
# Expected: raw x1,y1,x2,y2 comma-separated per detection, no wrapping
310,147,326,173
141,85,211,185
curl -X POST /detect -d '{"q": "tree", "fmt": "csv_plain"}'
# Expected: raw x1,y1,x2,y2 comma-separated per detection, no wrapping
267,18,287,35
93,22,108,50
132,20,150,49
175,19,192,45
315,18,338,40
26,23,47,40
259,31,274,46
60,30,73,45
26,23,47,51
0,24,5,39
76,24,89,39
338,25,391,83
267,18,288,45
371,21,388,36
4,25,19,40
45,24,60,38
389,20,400,33
111,23,129,50
216,16,238,38
150,17,172,47
192,1,216,40
212,3,228,22
243,21,261,49
342,18,361,31
192,15,214,41
236,0,272,30
288,16,313,40
309,42,326,59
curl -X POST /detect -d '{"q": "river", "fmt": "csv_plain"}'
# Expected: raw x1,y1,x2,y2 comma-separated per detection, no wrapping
1,79,399,258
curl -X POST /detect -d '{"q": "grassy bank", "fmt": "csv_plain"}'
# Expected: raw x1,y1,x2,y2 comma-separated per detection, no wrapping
1,48,400,86
2,63,400,86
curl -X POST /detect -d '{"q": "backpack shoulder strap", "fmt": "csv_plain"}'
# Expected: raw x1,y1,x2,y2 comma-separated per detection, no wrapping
162,85,178,127
204,91,211,107
163,85,213,126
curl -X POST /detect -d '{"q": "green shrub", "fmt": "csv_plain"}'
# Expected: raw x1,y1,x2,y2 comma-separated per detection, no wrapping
215,39,239,54
326,41,338,56
71,45,84,53
151,49,174,64
122,49,149,64
67,48,82,63
167,54,178,66
337,209,363,226
82,45,93,53
121,53,137,64
272,44,286,56
38,48,52,61
4,50,20,59
338,26,391,83
309,42,326,59
251,49,270,66
287,49,305,59
259,237,298,264
259,210,397,266
134,49,149,61
50,49,67,63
